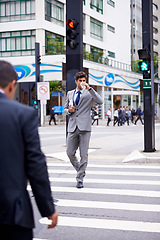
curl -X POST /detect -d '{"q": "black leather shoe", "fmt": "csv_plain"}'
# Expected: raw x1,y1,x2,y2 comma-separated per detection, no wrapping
76,181,83,188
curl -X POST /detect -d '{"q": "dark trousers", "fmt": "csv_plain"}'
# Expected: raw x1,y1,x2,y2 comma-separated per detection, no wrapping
0,224,33,240
118,117,123,126
135,116,144,125
107,117,111,126
92,119,99,125
49,115,57,125
126,116,129,125
113,116,118,126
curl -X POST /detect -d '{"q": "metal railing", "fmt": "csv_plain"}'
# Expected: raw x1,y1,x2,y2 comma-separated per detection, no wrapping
44,45,131,72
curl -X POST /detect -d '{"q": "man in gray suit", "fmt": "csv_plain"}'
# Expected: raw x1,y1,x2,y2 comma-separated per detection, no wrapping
64,71,103,188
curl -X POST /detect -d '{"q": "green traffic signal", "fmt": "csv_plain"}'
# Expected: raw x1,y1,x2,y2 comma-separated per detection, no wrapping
33,100,38,109
138,61,149,71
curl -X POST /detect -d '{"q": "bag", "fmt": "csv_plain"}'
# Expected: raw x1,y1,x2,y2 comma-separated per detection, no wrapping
105,112,109,116
94,115,99,120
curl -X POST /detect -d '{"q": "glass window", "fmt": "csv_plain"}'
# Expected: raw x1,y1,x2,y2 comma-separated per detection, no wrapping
108,51,115,58
107,0,115,7
107,25,115,33
83,14,85,34
0,30,35,57
45,0,64,26
45,31,64,55
90,0,103,14
90,17,103,41
0,0,35,22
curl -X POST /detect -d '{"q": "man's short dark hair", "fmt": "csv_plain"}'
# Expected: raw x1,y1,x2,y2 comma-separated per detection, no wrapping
75,71,87,81
0,60,17,88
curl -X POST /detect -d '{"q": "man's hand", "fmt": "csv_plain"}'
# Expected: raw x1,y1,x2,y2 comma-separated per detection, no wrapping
48,210,58,229
80,82,90,90
68,105,75,113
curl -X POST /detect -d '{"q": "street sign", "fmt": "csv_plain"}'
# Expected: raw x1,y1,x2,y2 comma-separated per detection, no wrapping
143,79,151,89
37,82,50,100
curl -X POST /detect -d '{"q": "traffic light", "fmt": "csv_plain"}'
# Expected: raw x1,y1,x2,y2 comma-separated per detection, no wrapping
138,60,150,71
37,55,41,65
137,48,150,72
66,19,79,49
33,99,38,109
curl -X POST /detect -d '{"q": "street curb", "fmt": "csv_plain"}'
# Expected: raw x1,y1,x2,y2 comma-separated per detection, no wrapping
123,150,160,164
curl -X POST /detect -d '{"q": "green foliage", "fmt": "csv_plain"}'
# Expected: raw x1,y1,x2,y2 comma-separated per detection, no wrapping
46,36,64,55
131,60,142,73
49,81,64,93
132,54,159,75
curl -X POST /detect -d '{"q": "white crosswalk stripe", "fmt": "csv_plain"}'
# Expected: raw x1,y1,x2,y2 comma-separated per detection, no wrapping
34,162,160,237
49,177,160,186
27,185,160,198
48,168,160,177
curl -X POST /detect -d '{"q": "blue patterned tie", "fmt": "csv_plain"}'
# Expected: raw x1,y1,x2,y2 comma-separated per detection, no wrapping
75,91,81,106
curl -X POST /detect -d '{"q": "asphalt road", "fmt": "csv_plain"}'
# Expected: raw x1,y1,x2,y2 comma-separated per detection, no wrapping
31,122,160,240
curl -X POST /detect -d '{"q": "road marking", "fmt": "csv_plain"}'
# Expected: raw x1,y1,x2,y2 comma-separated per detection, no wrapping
49,177,160,186
27,186,160,198
58,216,160,233
45,149,96,161
48,169,160,177
56,199,160,212
47,162,160,169
33,239,47,240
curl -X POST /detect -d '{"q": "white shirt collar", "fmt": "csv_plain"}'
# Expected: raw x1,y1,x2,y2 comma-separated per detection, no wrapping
0,89,5,94
75,88,84,94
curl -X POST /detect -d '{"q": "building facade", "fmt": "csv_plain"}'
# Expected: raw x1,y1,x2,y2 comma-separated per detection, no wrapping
130,0,159,115
0,0,143,120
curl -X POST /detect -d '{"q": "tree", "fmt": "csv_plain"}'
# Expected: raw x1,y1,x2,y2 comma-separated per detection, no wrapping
49,81,65,94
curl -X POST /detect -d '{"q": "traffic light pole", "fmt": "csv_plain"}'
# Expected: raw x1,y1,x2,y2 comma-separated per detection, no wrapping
142,0,155,152
66,0,83,92
35,42,41,125
66,0,83,136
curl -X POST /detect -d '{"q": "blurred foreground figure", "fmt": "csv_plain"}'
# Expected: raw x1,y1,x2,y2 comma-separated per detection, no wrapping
0,60,58,240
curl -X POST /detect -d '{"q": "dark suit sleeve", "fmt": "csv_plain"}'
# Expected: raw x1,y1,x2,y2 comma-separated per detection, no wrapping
22,108,55,217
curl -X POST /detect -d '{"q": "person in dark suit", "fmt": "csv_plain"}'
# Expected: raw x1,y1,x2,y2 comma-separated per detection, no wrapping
0,60,58,240
135,106,144,125
49,106,57,125
64,71,103,188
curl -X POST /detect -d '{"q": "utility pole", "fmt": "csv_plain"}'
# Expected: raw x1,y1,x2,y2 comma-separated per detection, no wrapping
140,0,155,152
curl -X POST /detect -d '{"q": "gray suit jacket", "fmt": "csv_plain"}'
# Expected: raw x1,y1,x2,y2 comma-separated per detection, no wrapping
64,88,103,132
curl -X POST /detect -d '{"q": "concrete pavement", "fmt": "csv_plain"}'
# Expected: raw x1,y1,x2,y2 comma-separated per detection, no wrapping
41,118,160,165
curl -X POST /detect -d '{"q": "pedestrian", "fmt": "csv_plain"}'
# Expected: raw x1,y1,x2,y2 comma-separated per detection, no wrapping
49,106,57,125
92,106,99,125
122,106,126,124
118,106,123,126
113,108,119,126
106,108,112,126
135,106,144,125
125,106,130,126
0,60,58,240
64,71,103,188
131,108,136,123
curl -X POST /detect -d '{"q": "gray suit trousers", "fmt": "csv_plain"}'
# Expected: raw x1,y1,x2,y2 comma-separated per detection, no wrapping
66,127,91,182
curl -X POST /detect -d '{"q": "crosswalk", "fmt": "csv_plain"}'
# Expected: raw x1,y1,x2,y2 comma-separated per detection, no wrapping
33,162,160,239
